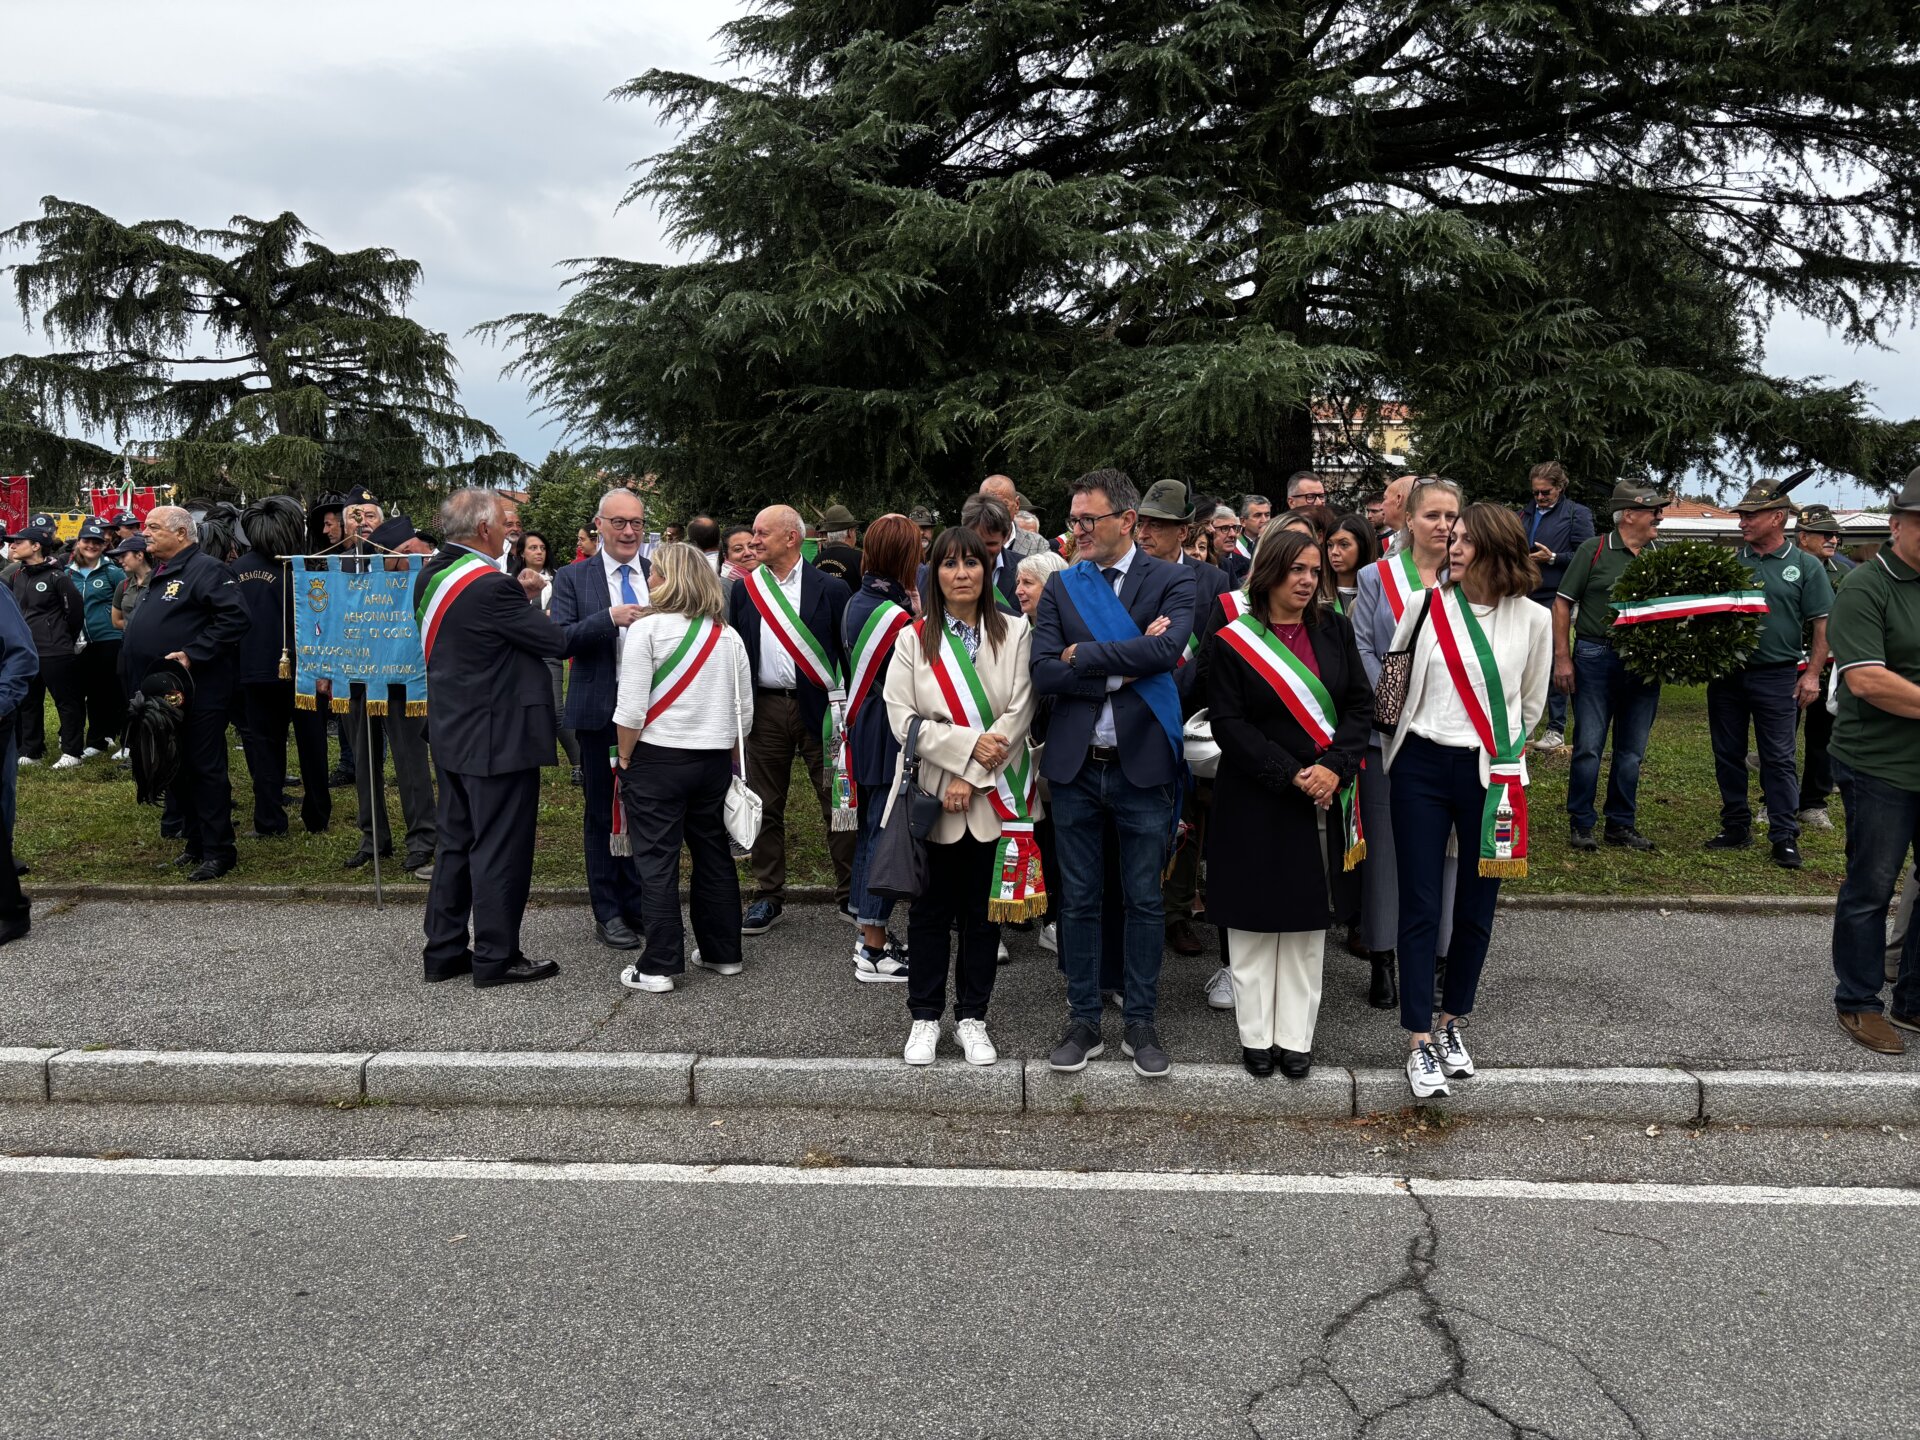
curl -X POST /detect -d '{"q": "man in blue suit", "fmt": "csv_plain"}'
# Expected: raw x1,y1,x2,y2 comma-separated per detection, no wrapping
1520,460,1594,746
549,488,651,951
1034,469,1196,1079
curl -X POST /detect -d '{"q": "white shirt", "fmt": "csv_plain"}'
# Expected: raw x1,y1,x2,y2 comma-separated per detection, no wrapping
1091,545,1137,747
753,559,806,689
601,548,646,659
612,613,754,750
1407,600,1497,749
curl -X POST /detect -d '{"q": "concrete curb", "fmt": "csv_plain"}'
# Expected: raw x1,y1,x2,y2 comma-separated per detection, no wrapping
29,883,1837,914
8,1047,1918,1127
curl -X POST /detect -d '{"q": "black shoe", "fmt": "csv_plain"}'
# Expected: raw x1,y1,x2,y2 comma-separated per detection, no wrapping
595,917,643,950
0,912,29,946
424,952,474,983
1122,1022,1171,1078
1368,955,1397,1010
1568,825,1598,852
473,958,560,989
12,861,26,877
160,825,185,841
1047,1020,1105,1073
165,850,202,870
569,766,584,787
328,769,355,788
1241,1046,1275,1077
1273,1046,1312,1079
341,848,393,870
1703,829,1752,851
187,859,234,883
1772,838,1803,870
243,829,288,841
741,898,783,935
1604,825,1656,851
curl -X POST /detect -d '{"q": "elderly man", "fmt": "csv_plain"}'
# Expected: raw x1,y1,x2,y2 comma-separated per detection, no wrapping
550,488,653,950
120,506,249,880
981,474,1047,558
1207,505,1249,585
1794,504,1853,832
1377,474,1416,551
340,485,382,547
1284,472,1327,510
728,503,854,933
814,504,863,585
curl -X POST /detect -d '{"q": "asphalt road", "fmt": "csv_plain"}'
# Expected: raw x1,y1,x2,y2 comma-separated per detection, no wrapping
8,897,1909,1074
0,1156,1911,1439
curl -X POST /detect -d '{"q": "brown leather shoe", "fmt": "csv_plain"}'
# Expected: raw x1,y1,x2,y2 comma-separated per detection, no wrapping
1165,919,1204,956
1838,1008,1906,1054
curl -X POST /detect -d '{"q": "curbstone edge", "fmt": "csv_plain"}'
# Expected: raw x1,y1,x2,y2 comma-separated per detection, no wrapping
1699,1069,1920,1127
693,1056,1022,1113
1353,1065,1702,1123
0,1048,61,1103
48,1049,370,1105
1023,1060,1354,1119
365,1050,695,1108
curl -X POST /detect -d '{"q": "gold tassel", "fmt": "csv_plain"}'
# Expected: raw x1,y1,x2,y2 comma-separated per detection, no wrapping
294,692,316,712
366,699,388,717
1479,858,1528,879
1343,840,1367,872
987,895,1049,924
277,648,291,681
405,700,427,717
330,696,352,714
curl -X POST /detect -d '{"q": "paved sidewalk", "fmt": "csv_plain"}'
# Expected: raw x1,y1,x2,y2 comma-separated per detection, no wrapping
10,897,1910,1074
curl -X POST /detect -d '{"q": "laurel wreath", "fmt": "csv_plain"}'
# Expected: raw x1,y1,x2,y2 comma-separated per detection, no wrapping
1607,539,1763,686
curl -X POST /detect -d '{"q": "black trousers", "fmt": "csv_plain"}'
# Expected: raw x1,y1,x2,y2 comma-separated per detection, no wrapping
76,639,124,749
423,765,539,978
240,681,332,834
907,834,1001,1021
578,720,647,927
17,654,83,760
1801,678,1835,810
172,702,237,868
623,742,742,976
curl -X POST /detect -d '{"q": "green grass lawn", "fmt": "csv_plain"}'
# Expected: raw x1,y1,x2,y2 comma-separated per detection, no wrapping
11,684,1841,896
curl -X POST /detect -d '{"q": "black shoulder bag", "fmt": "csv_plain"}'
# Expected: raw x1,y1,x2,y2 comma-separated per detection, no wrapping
865,715,942,903
1371,591,1435,734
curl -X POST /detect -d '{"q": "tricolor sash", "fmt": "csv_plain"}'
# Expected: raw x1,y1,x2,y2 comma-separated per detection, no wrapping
743,563,856,830
1057,562,1185,772
838,599,912,817
1180,588,1251,669
1427,588,1529,878
1374,548,1427,622
645,617,722,726
414,553,494,664
1609,590,1768,626
921,620,1048,921
1218,615,1364,869
1236,534,1254,560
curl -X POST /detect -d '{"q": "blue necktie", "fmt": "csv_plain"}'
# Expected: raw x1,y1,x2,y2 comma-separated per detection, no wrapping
1528,508,1544,545
618,564,637,605
1101,566,1121,588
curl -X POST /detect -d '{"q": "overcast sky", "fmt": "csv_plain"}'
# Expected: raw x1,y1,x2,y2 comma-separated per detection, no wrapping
3,0,1911,507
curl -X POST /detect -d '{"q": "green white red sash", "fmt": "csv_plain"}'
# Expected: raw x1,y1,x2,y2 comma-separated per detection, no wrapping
414,552,494,663
645,617,722,725
1609,590,1768,626
1236,534,1254,560
838,599,911,816
743,563,856,830
1177,589,1250,669
1427,588,1529,878
921,620,1047,920
1218,614,1365,869
608,743,630,856
1375,548,1426,622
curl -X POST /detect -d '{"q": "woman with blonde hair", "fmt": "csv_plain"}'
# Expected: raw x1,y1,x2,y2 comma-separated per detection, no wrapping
612,542,754,992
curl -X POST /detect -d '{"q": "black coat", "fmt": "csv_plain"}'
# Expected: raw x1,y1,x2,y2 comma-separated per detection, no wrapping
119,544,248,707
8,562,84,658
1202,611,1373,934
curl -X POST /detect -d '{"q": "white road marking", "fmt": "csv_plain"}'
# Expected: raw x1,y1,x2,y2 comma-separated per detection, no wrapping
0,1155,1914,1206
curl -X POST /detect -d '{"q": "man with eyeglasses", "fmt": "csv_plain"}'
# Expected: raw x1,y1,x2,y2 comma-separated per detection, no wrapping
1521,461,1594,748
550,488,654,951
1210,505,1249,585
1035,468,1196,1079
1553,481,1669,854
1285,471,1327,510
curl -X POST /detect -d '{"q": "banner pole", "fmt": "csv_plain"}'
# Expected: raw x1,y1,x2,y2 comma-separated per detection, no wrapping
365,690,383,910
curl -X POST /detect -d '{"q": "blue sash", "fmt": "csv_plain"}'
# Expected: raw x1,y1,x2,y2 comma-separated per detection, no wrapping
1059,560,1184,768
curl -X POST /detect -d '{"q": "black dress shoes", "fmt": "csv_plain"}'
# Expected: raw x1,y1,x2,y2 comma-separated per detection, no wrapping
424,952,474,983
187,859,234,883
1273,1046,1312,1079
595,917,643,950
342,848,393,870
473,958,560,989
1241,1046,1275,1077
1368,953,1398,1010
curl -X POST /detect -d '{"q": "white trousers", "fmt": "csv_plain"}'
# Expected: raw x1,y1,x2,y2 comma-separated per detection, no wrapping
1226,928,1326,1052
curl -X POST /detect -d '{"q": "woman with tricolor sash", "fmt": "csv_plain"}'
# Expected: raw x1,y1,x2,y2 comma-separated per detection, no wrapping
1381,504,1550,1100
609,544,754,994
1351,477,1462,1011
882,527,1040,1068
841,515,923,984
1202,529,1374,1080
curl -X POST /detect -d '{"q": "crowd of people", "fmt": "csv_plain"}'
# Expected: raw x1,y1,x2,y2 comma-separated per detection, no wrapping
2,460,1917,1084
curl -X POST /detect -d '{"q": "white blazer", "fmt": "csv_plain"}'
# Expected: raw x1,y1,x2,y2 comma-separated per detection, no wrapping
881,614,1040,844
1381,589,1552,787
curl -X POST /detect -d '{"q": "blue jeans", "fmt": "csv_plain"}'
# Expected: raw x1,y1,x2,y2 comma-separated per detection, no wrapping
1567,640,1661,832
849,787,897,929
1051,758,1174,1027
1831,759,1920,1015
1707,663,1800,840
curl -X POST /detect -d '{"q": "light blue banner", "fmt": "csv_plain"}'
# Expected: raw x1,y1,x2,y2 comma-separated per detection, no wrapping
293,555,428,715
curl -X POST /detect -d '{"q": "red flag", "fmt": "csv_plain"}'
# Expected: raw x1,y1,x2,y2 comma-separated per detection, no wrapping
90,488,123,520
131,487,159,520
0,477,28,535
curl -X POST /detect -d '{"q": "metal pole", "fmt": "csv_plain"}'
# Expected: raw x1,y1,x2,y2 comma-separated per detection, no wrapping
365,687,383,910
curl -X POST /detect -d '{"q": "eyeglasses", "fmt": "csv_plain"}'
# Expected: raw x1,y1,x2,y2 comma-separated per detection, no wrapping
1067,511,1125,531
599,516,645,531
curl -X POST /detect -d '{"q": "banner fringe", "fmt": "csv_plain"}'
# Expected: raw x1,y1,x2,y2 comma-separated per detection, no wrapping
404,701,427,717
294,693,316,712
1479,858,1527,879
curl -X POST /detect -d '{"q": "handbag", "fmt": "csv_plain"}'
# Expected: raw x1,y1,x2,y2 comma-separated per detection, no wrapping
1182,709,1220,779
866,715,942,903
1372,590,1435,734
723,636,764,850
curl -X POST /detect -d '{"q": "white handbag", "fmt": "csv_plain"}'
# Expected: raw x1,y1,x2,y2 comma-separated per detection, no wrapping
724,635,764,849
1183,709,1220,779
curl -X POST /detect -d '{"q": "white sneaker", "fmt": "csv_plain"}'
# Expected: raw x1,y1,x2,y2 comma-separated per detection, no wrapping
691,948,742,977
1437,1020,1475,1078
853,940,908,983
903,1019,940,1065
1406,1041,1451,1099
1102,989,1124,1010
1754,804,1769,829
111,747,129,761
1799,807,1834,832
1038,922,1058,954
81,746,102,759
620,965,673,993
51,754,83,771
1204,965,1235,1010
1536,729,1564,751
955,1018,998,1066
18,756,38,766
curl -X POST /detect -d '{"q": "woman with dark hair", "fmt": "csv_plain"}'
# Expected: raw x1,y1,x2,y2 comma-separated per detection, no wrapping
842,513,923,981
1383,502,1550,1098
883,526,1039,1066
514,531,580,775
1325,513,1379,612
1203,529,1373,1078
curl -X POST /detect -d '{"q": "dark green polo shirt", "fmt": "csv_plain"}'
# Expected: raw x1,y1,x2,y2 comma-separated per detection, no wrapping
1829,545,1920,791
1555,531,1655,642
1735,541,1833,666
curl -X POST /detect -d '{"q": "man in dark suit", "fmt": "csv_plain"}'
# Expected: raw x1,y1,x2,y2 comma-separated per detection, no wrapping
962,493,1023,612
728,503,855,934
549,488,651,951
1520,460,1595,745
414,489,605,987
1209,504,1251,586
1034,469,1196,1079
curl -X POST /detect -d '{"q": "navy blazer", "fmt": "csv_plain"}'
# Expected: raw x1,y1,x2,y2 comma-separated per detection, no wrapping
841,576,914,788
1520,498,1595,603
726,560,851,735
549,552,651,732
1031,547,1196,788
1217,548,1251,587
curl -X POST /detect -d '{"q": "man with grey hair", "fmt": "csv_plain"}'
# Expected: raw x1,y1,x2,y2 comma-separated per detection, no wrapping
1284,471,1328,509
980,474,1046,557
1238,493,1272,553
1210,505,1249,585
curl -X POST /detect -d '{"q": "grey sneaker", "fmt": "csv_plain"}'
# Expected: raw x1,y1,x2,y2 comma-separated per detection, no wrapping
1122,1023,1171,1079
1798,807,1834,832
1047,1020,1105,1073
